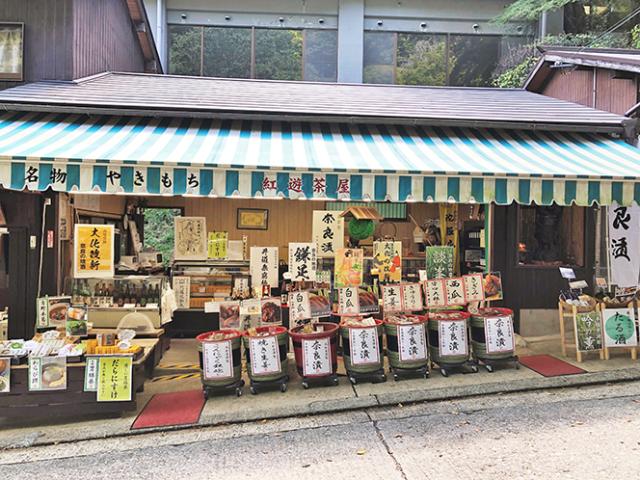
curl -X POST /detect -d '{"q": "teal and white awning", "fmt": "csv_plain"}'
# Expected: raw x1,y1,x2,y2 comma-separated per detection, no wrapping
1,112,640,206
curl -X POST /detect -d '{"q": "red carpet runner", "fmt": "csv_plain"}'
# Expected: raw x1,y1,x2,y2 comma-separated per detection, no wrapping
519,354,586,377
131,389,205,430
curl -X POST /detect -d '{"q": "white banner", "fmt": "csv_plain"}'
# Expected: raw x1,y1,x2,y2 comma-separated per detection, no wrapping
250,246,279,289
438,320,468,357
249,336,281,376
302,337,332,376
608,205,640,287
398,323,427,362
312,210,344,258
203,341,233,380
484,316,515,354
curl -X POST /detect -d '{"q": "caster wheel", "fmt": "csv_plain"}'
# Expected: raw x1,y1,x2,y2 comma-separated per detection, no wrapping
440,369,449,377
203,390,209,400
485,364,494,373
332,377,339,386
393,373,399,381
280,383,288,393
424,372,430,379
377,374,387,383
236,388,243,397
515,362,520,370
471,365,479,373
250,386,258,395
349,376,357,385
302,381,309,389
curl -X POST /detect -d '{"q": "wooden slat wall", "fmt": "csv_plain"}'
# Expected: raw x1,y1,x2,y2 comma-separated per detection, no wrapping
594,69,637,116
72,0,145,79
0,0,73,90
542,68,594,108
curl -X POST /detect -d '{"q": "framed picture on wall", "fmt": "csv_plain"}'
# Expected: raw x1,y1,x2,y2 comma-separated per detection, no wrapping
237,208,268,230
0,23,24,81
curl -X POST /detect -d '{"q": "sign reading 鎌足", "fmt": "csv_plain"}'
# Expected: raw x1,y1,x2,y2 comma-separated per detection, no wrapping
608,205,640,287
74,224,114,278
288,243,317,282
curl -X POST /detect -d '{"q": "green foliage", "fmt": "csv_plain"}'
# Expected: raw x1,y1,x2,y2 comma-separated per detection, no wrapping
255,29,303,80
493,55,539,88
632,24,640,47
143,208,181,266
396,35,450,86
348,219,375,241
494,0,576,23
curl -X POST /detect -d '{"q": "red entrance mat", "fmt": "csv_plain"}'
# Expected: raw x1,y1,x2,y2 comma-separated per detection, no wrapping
519,354,586,377
131,389,205,430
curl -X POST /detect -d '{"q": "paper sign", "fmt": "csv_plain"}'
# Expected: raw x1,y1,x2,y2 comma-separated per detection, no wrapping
608,205,640,287
483,272,503,301
382,285,404,313
402,284,424,311
373,241,402,282
29,356,67,391
97,356,132,402
348,327,380,365
574,311,603,352
338,287,360,315
249,336,281,376
425,279,447,308
204,301,220,313
36,296,71,329
208,232,228,259
260,298,282,325
426,246,455,280
289,291,312,323
559,267,576,280
438,320,468,357
84,357,99,392
602,308,638,348
445,278,466,306
250,247,279,289
484,316,515,354
0,358,10,393
288,242,317,282
313,210,344,258
219,301,241,329
74,224,115,278
334,248,363,288
240,299,261,316
398,323,428,362
463,274,485,302
174,217,207,261
173,276,191,309
203,340,233,379
302,337,332,376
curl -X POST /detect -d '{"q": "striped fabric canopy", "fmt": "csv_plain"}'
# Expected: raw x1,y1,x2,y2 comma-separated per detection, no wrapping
0,111,639,206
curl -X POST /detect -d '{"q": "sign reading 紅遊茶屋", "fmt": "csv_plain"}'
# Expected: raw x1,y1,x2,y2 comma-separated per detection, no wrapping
74,224,115,278
608,205,640,287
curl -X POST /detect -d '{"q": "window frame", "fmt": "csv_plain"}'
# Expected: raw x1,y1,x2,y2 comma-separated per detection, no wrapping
0,22,24,82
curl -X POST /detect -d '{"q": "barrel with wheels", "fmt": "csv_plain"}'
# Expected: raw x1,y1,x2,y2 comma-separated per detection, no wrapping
290,322,339,388
470,307,519,372
196,329,244,399
384,314,430,380
243,326,289,394
340,318,386,384
427,310,477,377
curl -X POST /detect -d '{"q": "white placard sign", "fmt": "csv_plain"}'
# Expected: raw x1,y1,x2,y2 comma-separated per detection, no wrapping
338,287,360,315
288,242,317,281
172,276,191,309
84,357,99,392
608,204,640,287
438,320,468,357
484,316,515,354
382,285,403,312
302,337,332,376
250,247,279,289
203,340,233,380
445,278,466,306
402,284,424,311
249,336,281,376
425,279,446,308
288,291,312,322
312,210,345,258
398,323,428,362
463,274,485,302
348,327,380,365
602,308,638,348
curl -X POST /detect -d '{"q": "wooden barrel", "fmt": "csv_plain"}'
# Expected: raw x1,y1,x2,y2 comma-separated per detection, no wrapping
427,311,471,366
384,315,429,370
243,326,289,383
470,307,515,361
290,322,339,378
340,319,384,374
196,329,243,388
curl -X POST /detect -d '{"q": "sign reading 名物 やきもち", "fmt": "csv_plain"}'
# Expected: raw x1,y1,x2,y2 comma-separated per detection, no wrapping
74,224,114,278
483,316,515,354
302,337,332,376
425,246,455,280
608,205,640,287
397,323,428,362
312,210,344,258
97,356,132,402
372,241,402,282
202,340,233,380
438,320,468,357
207,232,228,259
348,327,380,365
334,248,363,288
574,311,603,352
174,217,208,261
602,308,638,348
250,246,279,290
288,243,317,282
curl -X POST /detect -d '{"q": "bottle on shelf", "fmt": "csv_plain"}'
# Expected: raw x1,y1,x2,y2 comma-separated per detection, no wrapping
82,280,91,306
123,284,132,305
140,284,148,307
116,281,125,308
104,282,113,307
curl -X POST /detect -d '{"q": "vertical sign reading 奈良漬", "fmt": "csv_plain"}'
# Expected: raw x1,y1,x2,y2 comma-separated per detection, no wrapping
302,337,332,376
288,243,317,282
397,323,428,362
74,225,115,278
438,320,468,357
349,327,380,365
312,210,344,258
483,316,515,354
608,205,640,287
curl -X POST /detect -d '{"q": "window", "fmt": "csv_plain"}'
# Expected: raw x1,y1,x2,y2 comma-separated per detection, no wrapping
396,33,448,87
143,208,182,266
516,206,585,268
0,23,24,81
363,32,395,84
449,35,500,87
168,26,337,82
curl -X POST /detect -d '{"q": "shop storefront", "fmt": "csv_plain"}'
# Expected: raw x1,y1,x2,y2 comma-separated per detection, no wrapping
0,73,639,421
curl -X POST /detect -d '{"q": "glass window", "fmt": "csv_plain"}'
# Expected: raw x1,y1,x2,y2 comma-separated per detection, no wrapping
143,208,182,267
303,30,338,82
449,34,501,87
255,29,303,80
363,32,395,84
516,206,585,267
168,25,202,76
203,27,252,78
396,33,448,87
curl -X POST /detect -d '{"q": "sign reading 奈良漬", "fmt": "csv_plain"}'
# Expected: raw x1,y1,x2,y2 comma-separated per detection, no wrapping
302,337,332,376
608,205,640,287
74,224,115,278
312,210,344,258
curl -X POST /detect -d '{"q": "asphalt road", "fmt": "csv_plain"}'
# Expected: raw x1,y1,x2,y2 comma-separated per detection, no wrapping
2,381,640,479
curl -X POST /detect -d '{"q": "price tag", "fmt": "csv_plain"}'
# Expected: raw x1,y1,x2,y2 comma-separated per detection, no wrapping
203,341,233,380
249,336,281,376
348,327,380,365
397,323,427,362
302,337,332,376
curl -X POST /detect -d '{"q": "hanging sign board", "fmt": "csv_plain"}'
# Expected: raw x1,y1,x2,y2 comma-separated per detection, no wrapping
348,327,380,365
312,210,344,258
444,278,466,306
249,336,281,376
250,247,279,290
372,241,402,282
302,337,332,377
602,308,638,348
438,320,468,357
608,205,640,287
288,243,317,282
202,340,234,380
483,316,515,354
174,217,207,261
172,276,191,309
397,323,428,362
73,224,115,278
338,287,360,315
97,356,133,402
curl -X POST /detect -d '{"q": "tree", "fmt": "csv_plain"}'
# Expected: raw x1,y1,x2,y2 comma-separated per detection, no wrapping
396,35,451,86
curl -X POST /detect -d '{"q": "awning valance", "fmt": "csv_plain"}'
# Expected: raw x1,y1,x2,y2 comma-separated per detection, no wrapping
1,112,639,206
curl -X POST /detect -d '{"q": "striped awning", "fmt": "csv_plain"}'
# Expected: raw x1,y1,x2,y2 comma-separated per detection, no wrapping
1,112,640,206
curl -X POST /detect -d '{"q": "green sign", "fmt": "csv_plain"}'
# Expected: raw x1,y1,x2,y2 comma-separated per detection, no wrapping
603,308,638,347
575,311,603,352
425,246,454,280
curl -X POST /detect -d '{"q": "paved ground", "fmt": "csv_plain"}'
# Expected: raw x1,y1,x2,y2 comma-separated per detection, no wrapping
2,380,640,479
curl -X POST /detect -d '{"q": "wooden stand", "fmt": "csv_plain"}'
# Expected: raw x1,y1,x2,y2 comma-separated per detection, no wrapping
601,301,638,361
558,302,604,362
